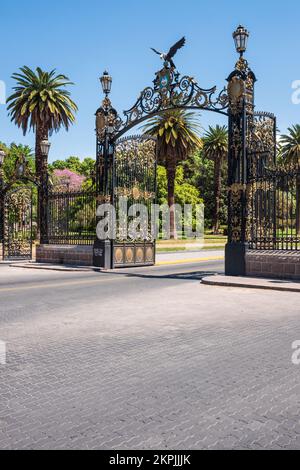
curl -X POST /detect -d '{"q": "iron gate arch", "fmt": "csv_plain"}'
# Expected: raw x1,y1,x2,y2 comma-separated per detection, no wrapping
94,40,271,272
2,186,34,261
32,27,282,274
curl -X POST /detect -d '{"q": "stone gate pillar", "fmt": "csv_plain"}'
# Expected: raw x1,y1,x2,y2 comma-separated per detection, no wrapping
225,56,256,276
93,95,118,269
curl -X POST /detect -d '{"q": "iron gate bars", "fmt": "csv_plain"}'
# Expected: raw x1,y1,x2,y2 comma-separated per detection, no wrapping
113,135,157,268
47,185,97,245
93,135,157,269
247,165,300,251
2,186,33,261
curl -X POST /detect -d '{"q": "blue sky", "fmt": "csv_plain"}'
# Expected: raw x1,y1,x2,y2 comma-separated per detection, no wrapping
1,0,300,162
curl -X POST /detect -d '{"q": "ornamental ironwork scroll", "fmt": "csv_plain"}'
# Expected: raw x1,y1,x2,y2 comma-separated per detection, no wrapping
227,56,257,244
3,187,33,260
118,66,229,136
247,112,277,177
113,135,157,267
96,65,230,143
245,112,277,245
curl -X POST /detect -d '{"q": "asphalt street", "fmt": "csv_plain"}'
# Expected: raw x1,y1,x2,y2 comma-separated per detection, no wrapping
1,257,300,450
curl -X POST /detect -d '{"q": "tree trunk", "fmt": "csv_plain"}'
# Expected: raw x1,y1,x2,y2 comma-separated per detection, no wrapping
35,124,48,242
212,157,222,235
35,124,48,176
166,153,177,240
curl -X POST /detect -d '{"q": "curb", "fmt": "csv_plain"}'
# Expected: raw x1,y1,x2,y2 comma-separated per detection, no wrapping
9,263,102,272
8,256,225,271
201,275,300,293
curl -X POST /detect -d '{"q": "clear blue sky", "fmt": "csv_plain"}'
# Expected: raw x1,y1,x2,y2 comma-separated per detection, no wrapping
1,0,299,162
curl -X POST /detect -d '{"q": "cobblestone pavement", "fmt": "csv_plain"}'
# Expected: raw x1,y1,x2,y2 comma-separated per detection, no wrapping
1,262,300,450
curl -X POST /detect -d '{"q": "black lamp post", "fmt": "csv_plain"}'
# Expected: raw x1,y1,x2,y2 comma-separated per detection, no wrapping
39,139,51,245
40,139,51,159
0,150,6,244
0,150,5,190
100,71,112,97
233,25,249,57
93,71,117,269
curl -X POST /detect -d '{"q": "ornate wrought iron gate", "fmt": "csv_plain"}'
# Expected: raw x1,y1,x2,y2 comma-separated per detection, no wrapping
93,134,157,268
247,112,300,250
2,187,33,260
113,135,157,267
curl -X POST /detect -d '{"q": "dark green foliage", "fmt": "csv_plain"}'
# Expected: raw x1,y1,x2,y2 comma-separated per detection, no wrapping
182,151,228,230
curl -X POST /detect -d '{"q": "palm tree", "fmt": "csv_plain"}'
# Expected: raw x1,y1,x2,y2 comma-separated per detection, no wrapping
7,66,78,176
280,124,300,234
143,109,202,238
203,125,228,235
280,125,300,164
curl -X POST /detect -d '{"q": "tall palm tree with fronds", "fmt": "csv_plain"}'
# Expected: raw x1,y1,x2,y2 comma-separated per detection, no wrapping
280,125,300,164
280,124,300,234
7,66,78,176
203,125,228,235
143,109,202,238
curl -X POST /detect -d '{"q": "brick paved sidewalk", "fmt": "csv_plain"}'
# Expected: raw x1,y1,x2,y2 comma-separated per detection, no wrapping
0,265,300,450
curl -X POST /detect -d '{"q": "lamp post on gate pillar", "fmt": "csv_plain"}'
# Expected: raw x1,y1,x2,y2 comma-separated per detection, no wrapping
39,139,51,245
93,71,119,269
225,25,256,276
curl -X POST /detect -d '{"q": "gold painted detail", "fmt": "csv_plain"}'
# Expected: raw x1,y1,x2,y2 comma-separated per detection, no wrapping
145,246,154,262
97,195,111,204
125,247,134,263
114,247,124,264
228,183,247,243
227,76,244,115
135,247,144,263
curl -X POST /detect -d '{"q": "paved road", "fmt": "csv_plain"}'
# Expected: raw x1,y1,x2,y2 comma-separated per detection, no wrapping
1,259,300,450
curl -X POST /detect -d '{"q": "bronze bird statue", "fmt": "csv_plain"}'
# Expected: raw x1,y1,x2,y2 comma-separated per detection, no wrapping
151,37,186,69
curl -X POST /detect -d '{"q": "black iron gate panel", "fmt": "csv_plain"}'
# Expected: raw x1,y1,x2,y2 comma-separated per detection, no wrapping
113,135,157,267
3,187,33,260
47,186,97,245
247,112,300,250
247,166,300,250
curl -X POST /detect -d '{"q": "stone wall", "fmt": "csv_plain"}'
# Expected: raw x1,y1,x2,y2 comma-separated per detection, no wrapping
36,245,93,266
246,250,300,280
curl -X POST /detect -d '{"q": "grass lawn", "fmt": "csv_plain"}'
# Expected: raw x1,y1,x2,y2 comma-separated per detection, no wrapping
157,235,227,253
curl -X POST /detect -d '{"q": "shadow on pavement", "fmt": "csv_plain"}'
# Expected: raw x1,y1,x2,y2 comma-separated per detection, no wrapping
97,269,223,282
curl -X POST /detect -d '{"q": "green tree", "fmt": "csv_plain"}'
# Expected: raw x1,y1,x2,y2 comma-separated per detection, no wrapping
280,124,300,234
0,142,34,184
280,125,300,164
182,151,227,231
7,66,78,176
157,165,203,235
202,125,228,234
80,158,95,177
143,110,202,238
50,156,95,178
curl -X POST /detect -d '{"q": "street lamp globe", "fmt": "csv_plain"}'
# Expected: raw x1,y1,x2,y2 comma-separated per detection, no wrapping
40,139,51,157
0,149,6,166
100,71,112,96
233,25,249,56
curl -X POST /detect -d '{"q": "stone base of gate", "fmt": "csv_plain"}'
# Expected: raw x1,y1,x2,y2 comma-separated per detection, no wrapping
36,245,93,266
246,250,300,280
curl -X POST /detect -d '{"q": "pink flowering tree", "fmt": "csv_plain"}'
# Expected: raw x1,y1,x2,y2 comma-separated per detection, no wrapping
52,168,86,190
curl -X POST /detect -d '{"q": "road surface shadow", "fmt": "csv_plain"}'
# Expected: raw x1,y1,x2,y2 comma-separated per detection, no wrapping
99,269,223,281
